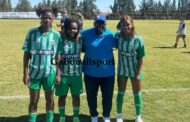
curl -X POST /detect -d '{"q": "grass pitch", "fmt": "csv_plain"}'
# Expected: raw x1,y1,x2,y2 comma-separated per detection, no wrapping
0,19,190,122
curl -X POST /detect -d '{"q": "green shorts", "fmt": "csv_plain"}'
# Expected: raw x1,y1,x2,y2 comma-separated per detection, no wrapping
55,75,83,96
29,73,56,91
118,73,143,82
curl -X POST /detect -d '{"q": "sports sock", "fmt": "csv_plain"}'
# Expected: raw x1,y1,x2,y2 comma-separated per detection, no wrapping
134,91,142,115
117,90,125,113
46,110,53,122
73,107,80,118
28,112,37,122
59,107,65,118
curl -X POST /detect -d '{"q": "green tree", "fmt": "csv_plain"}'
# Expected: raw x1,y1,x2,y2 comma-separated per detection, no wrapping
64,0,78,14
146,0,156,18
179,0,189,14
162,0,171,19
139,0,149,18
79,0,99,19
14,0,31,12
155,0,163,18
0,0,12,12
47,0,52,9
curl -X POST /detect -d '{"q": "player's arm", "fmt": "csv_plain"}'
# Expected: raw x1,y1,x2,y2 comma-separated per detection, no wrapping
135,57,143,81
23,52,31,85
55,54,61,85
135,37,145,81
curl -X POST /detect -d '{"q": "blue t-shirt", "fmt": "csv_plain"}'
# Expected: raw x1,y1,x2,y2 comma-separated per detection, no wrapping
81,28,116,77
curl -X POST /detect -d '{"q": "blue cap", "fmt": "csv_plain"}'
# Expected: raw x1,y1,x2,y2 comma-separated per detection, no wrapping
94,15,106,23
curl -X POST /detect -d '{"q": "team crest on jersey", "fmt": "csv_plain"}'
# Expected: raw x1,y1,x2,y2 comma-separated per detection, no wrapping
64,43,72,54
64,45,69,54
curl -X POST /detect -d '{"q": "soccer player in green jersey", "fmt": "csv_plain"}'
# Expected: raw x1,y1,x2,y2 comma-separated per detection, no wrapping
55,18,83,122
22,9,61,122
115,15,145,122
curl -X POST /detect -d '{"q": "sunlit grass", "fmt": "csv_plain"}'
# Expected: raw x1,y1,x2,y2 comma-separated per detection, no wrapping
0,19,190,122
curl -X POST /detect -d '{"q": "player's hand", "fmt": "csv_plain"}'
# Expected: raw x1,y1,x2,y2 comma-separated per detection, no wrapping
23,74,30,85
55,74,61,85
135,74,140,82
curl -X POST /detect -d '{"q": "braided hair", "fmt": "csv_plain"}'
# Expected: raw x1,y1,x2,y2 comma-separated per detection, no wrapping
62,18,81,40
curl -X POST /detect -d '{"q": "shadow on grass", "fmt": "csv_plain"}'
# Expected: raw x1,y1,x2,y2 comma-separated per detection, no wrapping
181,51,190,54
153,46,174,49
0,114,135,122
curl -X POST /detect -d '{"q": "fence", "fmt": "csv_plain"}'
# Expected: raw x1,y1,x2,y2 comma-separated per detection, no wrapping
0,12,62,19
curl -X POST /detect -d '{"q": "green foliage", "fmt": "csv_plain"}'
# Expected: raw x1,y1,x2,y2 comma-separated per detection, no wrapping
0,0,12,12
111,0,136,17
78,0,99,19
14,0,31,12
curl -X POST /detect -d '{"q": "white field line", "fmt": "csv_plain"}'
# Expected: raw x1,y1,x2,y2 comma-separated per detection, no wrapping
0,88,190,100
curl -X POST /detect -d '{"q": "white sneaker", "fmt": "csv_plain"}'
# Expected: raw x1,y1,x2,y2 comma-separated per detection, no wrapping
116,114,123,122
103,117,111,122
116,118,123,122
135,116,143,122
91,116,98,122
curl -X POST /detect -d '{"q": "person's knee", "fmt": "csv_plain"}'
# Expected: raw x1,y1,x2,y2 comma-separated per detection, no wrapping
46,95,54,104
72,95,80,100
59,96,66,101
118,87,126,92
30,96,39,105
132,81,141,93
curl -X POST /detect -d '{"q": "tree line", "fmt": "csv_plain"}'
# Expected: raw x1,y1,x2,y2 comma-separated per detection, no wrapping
0,0,190,19
109,0,190,19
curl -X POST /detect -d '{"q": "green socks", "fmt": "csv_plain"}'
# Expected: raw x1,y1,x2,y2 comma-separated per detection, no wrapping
73,107,80,118
59,107,65,119
134,91,142,116
117,91,125,113
28,111,54,122
59,106,80,122
28,113,37,122
46,110,54,122
116,90,142,116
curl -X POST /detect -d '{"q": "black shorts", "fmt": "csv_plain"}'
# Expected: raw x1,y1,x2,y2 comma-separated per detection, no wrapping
178,35,186,38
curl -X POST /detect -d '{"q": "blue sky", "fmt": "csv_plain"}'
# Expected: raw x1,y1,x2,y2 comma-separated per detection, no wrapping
12,0,168,12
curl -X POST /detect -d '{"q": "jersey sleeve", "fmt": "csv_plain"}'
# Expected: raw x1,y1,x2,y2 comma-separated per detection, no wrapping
56,36,62,55
136,36,145,58
114,32,120,49
22,30,31,52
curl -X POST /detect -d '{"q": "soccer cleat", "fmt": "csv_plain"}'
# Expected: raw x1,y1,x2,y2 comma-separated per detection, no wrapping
73,117,80,122
91,116,98,122
135,116,143,122
59,117,65,122
103,117,111,122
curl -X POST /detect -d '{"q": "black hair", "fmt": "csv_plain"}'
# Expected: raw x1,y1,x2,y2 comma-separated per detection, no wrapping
63,18,81,39
116,21,121,30
36,8,53,18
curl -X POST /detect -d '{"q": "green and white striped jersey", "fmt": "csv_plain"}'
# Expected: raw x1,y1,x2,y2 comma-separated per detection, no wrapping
115,33,145,77
22,27,61,79
59,37,83,76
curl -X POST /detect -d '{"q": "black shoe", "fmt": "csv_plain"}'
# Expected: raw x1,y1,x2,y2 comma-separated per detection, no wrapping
172,43,177,48
184,44,187,48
